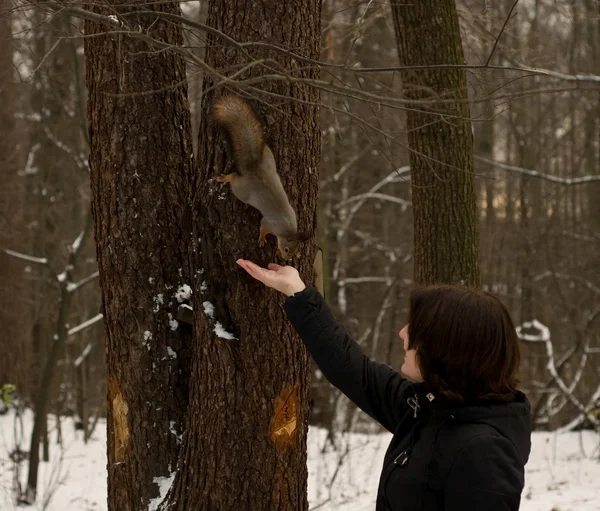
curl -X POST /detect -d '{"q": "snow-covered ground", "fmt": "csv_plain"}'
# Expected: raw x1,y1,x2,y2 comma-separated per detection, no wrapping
1,408,598,510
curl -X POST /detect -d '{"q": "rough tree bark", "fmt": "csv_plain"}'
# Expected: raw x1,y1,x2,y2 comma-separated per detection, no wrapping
83,2,195,509
0,0,19,385
391,0,480,287
166,1,322,510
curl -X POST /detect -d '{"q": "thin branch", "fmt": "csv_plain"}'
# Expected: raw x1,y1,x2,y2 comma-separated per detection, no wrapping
44,3,121,28
370,278,398,358
67,314,104,338
533,271,600,296
67,271,100,293
485,0,519,66
334,192,411,210
37,1,600,101
47,4,600,84
517,320,599,427
3,248,48,265
74,343,93,367
339,167,411,235
556,385,600,433
17,143,41,176
43,126,88,171
338,276,395,286
319,142,376,188
476,156,600,185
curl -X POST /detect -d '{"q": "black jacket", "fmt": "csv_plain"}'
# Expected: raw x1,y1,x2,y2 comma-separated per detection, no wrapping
284,285,532,511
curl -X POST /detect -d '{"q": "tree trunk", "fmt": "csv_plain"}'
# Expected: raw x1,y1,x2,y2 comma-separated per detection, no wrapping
585,0,600,233
83,2,195,509
167,1,322,509
390,0,479,287
0,0,20,387
27,270,75,501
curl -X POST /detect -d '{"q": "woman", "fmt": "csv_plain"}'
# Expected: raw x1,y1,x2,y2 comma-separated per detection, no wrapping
236,259,532,511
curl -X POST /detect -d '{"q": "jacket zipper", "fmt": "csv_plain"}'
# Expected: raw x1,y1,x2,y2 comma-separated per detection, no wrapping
392,393,420,465
407,392,420,418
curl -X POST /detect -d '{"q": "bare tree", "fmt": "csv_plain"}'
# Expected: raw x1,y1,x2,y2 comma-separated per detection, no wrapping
83,1,195,509
0,0,23,387
391,0,479,286
165,0,322,507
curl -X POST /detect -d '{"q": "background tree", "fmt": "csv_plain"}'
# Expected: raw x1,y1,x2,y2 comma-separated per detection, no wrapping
0,0,23,388
1,4,105,503
391,0,479,287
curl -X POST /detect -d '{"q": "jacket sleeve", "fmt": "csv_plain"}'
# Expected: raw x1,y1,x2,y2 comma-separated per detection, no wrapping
283,285,411,433
444,434,525,511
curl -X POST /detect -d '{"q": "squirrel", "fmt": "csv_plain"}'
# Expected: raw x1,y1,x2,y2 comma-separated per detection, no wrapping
213,94,309,260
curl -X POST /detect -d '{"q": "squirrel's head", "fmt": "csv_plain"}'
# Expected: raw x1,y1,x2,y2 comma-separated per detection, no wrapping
276,231,311,261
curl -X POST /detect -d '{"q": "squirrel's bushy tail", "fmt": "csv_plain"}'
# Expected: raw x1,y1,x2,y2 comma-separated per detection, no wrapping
213,95,264,172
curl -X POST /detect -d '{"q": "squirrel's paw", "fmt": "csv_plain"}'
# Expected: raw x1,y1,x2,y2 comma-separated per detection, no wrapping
258,226,270,247
216,173,235,184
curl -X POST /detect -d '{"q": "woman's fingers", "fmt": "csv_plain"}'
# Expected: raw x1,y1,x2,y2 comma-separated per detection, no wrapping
236,259,278,287
237,259,264,278
236,259,299,295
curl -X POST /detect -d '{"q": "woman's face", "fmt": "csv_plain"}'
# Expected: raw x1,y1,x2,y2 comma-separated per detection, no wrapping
399,324,423,382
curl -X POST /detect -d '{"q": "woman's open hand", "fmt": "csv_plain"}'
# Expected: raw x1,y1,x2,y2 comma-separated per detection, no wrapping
236,259,306,297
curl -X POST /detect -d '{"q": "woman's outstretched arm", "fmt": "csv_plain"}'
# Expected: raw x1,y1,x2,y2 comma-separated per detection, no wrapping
236,259,411,433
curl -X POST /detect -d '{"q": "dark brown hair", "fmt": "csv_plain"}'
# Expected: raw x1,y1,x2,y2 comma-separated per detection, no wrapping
407,284,521,403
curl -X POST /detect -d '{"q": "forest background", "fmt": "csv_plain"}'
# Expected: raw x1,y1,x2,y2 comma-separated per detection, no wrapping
0,0,599,510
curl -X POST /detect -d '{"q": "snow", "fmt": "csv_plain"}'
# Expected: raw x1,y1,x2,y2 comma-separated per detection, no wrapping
167,313,179,332
202,301,236,340
169,421,182,445
213,324,236,341
175,285,192,303
71,230,85,253
202,301,214,318
517,319,551,342
1,409,598,511
148,473,175,511
153,294,164,313
18,143,40,176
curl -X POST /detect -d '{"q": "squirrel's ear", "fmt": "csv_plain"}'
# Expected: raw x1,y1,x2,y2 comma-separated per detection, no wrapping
296,231,311,243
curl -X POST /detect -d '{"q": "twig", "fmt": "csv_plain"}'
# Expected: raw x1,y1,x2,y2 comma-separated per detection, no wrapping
3,249,48,265
517,320,599,427
67,314,103,338
334,192,411,210
66,271,100,293
74,343,93,367
485,0,519,66
319,142,375,188
40,3,600,85
476,155,600,185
